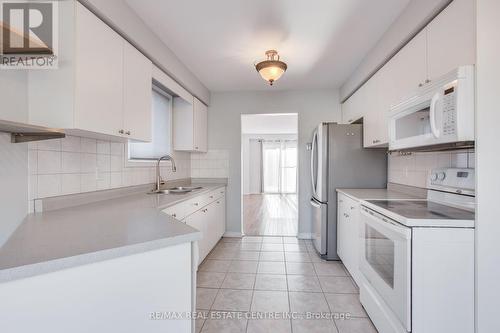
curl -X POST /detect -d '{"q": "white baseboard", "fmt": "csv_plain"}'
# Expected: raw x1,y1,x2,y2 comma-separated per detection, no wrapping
223,231,243,238
297,233,312,240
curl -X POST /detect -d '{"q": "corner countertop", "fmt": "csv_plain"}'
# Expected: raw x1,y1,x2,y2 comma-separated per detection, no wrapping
0,183,226,283
336,188,425,201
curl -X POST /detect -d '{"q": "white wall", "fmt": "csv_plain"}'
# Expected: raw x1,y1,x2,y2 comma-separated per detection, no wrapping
475,0,500,331
340,0,451,100
241,114,298,135
79,0,210,104
241,134,298,195
208,90,341,237
0,134,29,247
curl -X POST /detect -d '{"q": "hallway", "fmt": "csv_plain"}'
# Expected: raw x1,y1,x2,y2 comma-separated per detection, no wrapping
243,194,298,236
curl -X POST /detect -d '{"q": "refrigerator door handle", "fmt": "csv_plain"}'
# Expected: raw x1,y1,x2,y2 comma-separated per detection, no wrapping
310,198,321,208
310,130,318,198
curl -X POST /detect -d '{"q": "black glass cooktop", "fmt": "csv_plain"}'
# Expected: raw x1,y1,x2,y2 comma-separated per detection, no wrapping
366,200,475,220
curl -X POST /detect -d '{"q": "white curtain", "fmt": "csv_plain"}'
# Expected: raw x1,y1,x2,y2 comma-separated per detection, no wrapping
248,139,263,193
262,140,297,194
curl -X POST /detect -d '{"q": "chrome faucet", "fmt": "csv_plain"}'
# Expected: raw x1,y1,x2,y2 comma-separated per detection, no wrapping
153,155,177,192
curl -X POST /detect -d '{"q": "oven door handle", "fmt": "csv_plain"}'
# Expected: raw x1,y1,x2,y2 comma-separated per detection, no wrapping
361,207,411,239
429,92,441,138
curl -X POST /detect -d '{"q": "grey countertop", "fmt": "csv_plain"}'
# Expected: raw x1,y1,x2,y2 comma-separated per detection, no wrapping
336,188,425,201
0,183,226,283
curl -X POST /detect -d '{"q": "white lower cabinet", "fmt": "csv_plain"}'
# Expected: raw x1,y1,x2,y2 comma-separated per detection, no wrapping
163,187,226,265
337,193,360,283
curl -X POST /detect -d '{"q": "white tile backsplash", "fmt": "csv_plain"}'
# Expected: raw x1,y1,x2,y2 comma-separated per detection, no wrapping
61,152,81,173
388,149,475,188
191,149,230,178
61,174,81,195
61,136,81,152
37,150,61,174
97,140,110,155
37,174,61,197
29,136,191,200
80,153,97,173
80,138,97,153
97,154,111,172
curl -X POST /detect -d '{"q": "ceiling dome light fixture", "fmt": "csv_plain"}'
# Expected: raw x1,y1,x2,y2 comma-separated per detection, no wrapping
255,50,287,86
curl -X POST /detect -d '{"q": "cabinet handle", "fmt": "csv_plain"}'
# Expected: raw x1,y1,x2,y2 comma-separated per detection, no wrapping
418,83,423,87
172,213,177,217
216,201,220,204
195,146,199,150
125,131,131,136
209,195,213,199
425,79,431,84
118,129,124,134
220,191,224,194
194,203,199,206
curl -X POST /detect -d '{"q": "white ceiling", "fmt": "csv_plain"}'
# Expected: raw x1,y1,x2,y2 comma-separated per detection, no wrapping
241,114,298,134
125,0,410,92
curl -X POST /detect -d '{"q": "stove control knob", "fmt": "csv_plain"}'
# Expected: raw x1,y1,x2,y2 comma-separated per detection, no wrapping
437,172,446,181
431,173,438,181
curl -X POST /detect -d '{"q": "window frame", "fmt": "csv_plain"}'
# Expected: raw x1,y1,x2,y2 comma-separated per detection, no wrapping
124,84,173,167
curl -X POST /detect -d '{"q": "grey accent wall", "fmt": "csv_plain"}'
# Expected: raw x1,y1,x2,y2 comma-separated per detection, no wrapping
208,90,341,237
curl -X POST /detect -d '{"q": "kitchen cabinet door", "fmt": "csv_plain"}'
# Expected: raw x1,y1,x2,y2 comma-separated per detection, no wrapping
426,0,475,81
123,42,152,142
173,97,208,153
186,209,207,265
74,3,124,137
337,193,360,283
193,98,208,152
337,194,348,261
342,87,365,124
215,197,226,240
344,198,360,283
363,68,390,147
387,30,427,106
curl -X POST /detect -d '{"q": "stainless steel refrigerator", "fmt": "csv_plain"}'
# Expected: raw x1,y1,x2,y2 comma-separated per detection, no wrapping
310,123,387,260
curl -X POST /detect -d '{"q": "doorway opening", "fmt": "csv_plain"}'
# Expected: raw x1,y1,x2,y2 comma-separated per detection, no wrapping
241,113,298,236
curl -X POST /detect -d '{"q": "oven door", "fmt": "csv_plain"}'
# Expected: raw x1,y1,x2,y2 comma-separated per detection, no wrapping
360,206,412,331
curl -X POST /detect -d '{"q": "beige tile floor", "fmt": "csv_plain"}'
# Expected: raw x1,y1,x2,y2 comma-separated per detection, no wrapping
195,236,378,333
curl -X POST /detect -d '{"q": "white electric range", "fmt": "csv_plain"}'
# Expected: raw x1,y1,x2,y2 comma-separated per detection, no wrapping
358,168,475,333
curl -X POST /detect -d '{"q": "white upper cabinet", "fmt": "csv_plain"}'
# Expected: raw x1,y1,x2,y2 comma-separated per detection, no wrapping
193,98,208,152
343,0,475,148
386,30,427,107
426,0,476,81
123,42,153,142
74,3,124,137
173,97,208,153
342,85,365,124
363,70,389,147
23,2,152,142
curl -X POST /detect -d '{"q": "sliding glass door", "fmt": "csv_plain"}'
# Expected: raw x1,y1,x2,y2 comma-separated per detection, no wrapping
262,140,297,194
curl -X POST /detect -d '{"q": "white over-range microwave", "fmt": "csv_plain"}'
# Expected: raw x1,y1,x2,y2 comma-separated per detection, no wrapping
389,66,475,151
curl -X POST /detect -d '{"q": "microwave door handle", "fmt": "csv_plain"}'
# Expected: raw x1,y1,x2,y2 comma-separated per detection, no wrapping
430,92,441,138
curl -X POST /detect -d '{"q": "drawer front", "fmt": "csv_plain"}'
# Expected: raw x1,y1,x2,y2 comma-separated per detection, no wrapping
162,204,187,220
166,187,227,219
